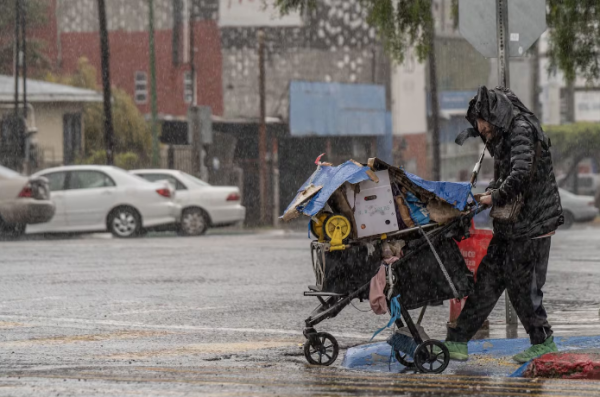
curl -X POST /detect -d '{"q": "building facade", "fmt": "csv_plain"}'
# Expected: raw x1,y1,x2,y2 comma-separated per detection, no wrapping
31,0,223,119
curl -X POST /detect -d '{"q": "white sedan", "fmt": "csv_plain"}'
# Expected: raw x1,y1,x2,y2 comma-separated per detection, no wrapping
0,165,55,237
30,165,181,238
132,169,246,236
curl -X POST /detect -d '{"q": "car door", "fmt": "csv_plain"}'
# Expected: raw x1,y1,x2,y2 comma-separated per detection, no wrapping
26,171,68,233
64,170,117,231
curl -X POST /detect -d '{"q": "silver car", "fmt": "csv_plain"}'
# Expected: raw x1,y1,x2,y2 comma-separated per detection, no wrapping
471,184,598,230
0,165,55,237
559,188,599,228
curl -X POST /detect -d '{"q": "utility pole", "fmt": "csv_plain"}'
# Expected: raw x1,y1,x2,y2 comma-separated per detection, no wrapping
428,4,441,181
14,0,20,116
257,30,267,225
21,0,26,120
97,0,115,165
189,7,196,106
148,0,159,167
496,0,510,89
495,0,518,326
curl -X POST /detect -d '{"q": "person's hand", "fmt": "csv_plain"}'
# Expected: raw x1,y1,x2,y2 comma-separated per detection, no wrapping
479,194,492,206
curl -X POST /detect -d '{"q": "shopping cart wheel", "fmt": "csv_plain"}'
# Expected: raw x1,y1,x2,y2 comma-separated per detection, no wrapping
304,332,339,366
393,349,416,368
414,340,450,374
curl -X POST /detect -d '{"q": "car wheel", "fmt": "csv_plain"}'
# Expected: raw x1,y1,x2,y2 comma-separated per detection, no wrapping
108,207,141,238
560,211,575,230
0,217,25,239
179,208,209,236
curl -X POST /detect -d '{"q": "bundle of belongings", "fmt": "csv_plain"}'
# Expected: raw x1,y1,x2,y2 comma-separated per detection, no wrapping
284,157,477,371
282,157,473,301
282,157,472,250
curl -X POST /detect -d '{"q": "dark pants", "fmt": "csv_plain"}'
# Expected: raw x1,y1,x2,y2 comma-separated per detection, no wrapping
447,236,553,345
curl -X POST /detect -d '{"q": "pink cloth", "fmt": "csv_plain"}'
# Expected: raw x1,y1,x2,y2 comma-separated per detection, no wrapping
369,265,388,315
383,256,400,265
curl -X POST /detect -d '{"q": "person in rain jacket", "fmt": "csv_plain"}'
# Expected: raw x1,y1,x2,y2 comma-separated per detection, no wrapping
443,86,563,363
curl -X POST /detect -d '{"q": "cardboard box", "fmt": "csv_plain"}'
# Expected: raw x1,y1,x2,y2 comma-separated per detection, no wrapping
353,170,399,238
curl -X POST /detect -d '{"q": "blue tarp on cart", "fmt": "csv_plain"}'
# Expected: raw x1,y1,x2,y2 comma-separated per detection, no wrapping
405,172,472,211
283,161,473,217
283,161,373,218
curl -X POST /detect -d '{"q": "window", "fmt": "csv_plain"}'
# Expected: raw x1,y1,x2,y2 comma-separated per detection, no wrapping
69,171,115,190
44,172,67,192
137,173,187,190
181,172,210,187
184,71,194,104
134,72,148,104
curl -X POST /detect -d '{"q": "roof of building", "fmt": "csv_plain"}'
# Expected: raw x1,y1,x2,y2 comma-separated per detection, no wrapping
0,75,102,103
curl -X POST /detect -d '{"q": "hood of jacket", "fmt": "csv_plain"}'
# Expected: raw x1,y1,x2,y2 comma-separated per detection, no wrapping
456,85,550,151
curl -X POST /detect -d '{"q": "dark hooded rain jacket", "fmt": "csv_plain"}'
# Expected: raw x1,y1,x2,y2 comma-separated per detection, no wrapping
464,86,563,239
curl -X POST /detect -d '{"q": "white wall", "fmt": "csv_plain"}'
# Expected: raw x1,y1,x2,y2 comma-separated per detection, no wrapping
391,52,427,136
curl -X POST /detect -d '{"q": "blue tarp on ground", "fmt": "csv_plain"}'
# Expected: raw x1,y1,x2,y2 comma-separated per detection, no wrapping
341,336,600,377
283,162,473,218
405,172,472,211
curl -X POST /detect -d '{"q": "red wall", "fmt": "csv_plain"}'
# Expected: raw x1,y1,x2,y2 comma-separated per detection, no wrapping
59,21,223,117
27,0,223,118
396,133,430,179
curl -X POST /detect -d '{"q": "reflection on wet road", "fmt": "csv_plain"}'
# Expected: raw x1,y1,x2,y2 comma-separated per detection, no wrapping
5,364,600,396
0,227,599,395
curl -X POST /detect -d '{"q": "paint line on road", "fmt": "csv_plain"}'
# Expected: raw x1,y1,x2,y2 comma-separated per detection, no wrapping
0,314,383,341
0,330,170,347
110,306,227,316
0,321,24,329
101,341,297,360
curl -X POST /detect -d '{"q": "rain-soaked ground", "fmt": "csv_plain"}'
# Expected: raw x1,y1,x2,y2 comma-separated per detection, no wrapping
0,225,599,396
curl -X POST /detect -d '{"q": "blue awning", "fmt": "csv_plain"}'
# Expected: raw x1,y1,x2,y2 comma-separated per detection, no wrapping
289,81,386,137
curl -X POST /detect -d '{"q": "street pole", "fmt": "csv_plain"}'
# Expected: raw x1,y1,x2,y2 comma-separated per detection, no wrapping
21,0,29,174
148,0,159,167
257,30,267,225
496,0,518,325
189,8,196,106
97,0,115,165
428,4,441,181
21,0,26,120
14,0,20,116
496,0,510,89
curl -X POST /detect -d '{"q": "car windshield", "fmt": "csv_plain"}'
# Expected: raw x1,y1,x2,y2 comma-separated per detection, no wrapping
0,165,21,179
181,172,210,187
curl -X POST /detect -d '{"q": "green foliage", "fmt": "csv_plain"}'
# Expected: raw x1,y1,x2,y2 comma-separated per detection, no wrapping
45,58,152,162
274,0,435,63
547,1,600,83
0,0,50,77
78,150,143,170
545,122,600,160
275,1,600,83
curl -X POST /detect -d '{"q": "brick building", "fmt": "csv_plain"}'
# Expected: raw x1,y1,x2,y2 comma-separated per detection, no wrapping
32,0,223,118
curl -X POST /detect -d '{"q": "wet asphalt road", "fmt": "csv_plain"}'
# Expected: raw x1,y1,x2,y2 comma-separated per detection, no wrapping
0,226,600,396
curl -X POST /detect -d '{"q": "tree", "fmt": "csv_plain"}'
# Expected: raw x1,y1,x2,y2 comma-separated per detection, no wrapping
0,0,50,77
274,0,449,179
545,122,600,193
277,1,600,84
547,1,600,83
45,58,152,167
